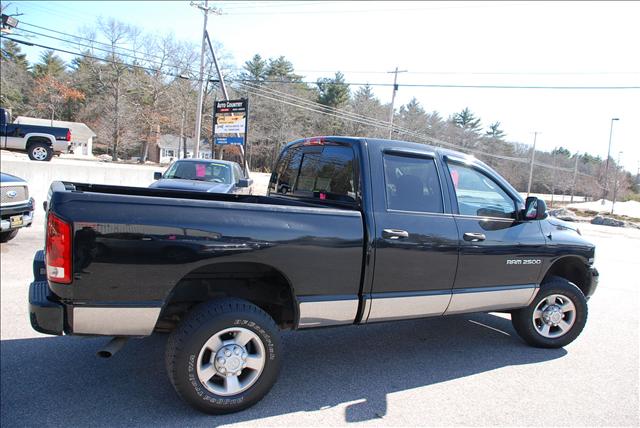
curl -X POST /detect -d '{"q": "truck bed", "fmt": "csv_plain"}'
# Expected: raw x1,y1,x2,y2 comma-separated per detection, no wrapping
47,181,365,311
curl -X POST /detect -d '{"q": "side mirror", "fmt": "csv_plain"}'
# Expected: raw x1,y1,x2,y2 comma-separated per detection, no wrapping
524,196,547,220
154,172,162,180
237,178,253,188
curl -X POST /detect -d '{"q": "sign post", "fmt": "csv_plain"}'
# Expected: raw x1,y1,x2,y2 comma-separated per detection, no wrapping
214,98,249,175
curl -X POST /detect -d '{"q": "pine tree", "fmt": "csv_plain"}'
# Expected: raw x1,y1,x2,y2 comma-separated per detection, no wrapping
0,39,33,114
32,50,67,78
317,71,349,108
265,56,301,82
486,121,505,139
1,40,29,70
453,107,481,132
242,54,267,81
399,97,426,126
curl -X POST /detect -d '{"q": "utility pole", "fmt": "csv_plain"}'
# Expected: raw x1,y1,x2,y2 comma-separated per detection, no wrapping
191,0,221,158
387,67,407,139
204,31,248,175
611,151,623,215
550,148,557,208
526,131,539,197
602,117,620,203
571,152,580,203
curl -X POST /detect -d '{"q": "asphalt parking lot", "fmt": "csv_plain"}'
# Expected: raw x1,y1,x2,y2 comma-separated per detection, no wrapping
1,218,638,426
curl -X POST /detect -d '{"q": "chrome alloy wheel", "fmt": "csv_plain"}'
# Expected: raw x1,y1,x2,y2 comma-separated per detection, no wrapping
532,294,576,339
32,146,49,160
196,327,266,396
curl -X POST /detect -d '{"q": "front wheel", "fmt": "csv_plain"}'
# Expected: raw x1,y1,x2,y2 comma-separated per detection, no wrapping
165,298,281,414
511,277,588,348
27,143,53,161
0,230,19,243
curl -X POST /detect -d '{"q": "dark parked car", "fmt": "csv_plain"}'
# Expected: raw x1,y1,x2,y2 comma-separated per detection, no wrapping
29,136,598,414
150,159,253,194
0,172,35,242
1,108,71,161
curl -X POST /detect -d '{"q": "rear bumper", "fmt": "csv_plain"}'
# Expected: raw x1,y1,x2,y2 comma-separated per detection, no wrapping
29,280,64,335
0,198,35,230
29,250,161,337
52,140,70,153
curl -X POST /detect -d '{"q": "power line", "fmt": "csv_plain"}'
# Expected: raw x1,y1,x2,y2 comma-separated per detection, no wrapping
0,35,212,82
239,83,536,165
235,79,640,90
220,1,335,10
0,35,599,179
255,69,640,76
223,2,539,16
19,21,193,68
16,22,640,90
14,27,177,72
237,82,598,177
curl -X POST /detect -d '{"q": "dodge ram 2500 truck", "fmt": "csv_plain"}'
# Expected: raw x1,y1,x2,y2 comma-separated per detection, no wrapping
29,136,598,414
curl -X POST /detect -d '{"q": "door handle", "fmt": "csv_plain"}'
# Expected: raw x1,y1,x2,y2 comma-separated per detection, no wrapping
463,232,486,242
382,229,409,240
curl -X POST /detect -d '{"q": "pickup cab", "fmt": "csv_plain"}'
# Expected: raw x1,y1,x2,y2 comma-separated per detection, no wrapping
0,107,71,161
29,136,598,414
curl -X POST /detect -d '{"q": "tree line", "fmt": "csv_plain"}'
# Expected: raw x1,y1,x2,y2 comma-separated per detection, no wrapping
0,17,637,199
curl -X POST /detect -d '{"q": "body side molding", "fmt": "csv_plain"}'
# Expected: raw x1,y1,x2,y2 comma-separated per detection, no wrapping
297,295,359,328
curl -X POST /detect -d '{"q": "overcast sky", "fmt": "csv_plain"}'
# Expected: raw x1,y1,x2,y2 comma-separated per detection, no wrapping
5,1,639,172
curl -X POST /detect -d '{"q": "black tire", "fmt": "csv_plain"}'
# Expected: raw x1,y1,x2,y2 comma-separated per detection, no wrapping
511,277,588,348
166,298,281,414
0,230,19,243
27,142,53,161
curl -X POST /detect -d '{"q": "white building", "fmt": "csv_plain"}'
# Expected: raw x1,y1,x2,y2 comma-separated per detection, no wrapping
14,116,97,157
156,134,213,164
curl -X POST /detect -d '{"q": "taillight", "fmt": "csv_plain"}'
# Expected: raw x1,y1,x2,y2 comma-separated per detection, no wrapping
66,130,71,141
46,213,72,284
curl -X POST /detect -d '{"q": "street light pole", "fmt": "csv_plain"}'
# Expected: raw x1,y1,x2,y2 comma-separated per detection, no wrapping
601,117,620,203
570,152,580,203
611,151,623,215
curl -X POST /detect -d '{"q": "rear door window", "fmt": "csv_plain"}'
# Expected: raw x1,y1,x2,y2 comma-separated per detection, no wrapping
270,146,303,195
383,154,444,213
270,144,357,203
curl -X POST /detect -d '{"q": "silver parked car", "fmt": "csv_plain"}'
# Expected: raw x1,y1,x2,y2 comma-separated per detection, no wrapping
150,159,253,194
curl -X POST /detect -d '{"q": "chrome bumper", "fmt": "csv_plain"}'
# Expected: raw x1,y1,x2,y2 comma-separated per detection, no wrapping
0,210,34,231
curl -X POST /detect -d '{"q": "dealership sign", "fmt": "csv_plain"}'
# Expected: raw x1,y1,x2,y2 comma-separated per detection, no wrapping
214,99,248,145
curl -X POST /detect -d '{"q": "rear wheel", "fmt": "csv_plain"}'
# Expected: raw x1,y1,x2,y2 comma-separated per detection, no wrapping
165,298,281,414
0,230,19,243
27,142,53,161
512,277,588,348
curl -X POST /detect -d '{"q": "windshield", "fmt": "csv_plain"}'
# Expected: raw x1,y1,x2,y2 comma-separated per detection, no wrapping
163,161,232,184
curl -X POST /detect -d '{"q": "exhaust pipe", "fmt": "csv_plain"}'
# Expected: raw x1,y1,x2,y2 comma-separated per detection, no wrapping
97,336,129,358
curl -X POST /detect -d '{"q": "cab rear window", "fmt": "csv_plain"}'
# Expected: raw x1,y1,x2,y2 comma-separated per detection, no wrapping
269,144,357,203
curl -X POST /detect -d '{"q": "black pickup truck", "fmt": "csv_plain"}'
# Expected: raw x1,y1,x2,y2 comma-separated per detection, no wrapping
29,136,598,414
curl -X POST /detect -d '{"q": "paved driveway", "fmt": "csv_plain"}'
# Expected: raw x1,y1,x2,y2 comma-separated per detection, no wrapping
1,221,638,426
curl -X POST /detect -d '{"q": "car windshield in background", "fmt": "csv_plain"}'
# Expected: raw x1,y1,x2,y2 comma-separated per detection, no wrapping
163,161,232,184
